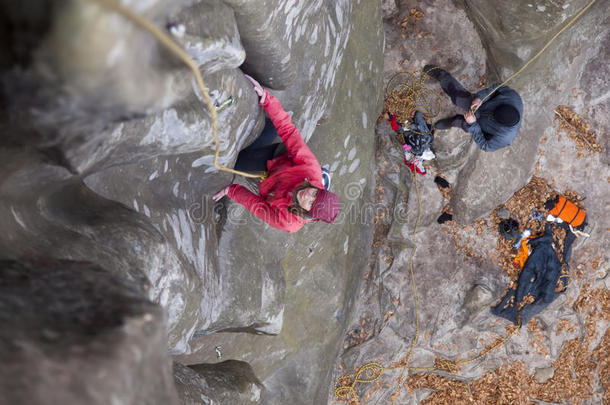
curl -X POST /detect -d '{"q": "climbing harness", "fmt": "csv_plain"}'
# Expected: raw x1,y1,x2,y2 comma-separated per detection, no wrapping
89,0,263,179
336,1,597,402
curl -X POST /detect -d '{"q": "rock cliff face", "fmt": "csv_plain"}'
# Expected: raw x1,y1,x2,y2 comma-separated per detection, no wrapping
1,0,608,404
1,0,382,403
0,260,178,405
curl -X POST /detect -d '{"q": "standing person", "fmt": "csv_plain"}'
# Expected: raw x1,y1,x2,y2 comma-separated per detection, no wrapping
212,75,340,233
424,65,523,152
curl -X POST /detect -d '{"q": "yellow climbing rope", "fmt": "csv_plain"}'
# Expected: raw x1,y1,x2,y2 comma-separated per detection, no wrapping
474,0,598,110
89,0,262,178
335,0,597,402
334,166,521,404
384,70,443,135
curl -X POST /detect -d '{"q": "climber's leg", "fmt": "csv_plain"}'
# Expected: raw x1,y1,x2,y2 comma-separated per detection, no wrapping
233,119,280,173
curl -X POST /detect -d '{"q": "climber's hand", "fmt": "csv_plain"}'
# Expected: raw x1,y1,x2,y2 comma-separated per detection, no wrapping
244,74,266,103
212,186,231,201
470,98,482,112
464,110,476,124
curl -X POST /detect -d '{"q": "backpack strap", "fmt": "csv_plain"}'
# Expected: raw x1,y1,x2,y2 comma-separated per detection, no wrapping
568,207,581,225
555,196,568,217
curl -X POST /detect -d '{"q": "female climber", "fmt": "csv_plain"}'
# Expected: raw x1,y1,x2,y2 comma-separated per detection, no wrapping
212,75,340,233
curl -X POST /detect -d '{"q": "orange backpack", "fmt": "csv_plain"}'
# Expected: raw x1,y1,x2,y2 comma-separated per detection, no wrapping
548,195,586,227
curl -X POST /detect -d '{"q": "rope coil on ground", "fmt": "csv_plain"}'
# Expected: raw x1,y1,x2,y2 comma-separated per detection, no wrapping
89,0,262,178
384,70,443,135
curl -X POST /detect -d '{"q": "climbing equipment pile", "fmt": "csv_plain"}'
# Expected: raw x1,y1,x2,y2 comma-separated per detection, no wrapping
385,69,444,176
388,112,435,175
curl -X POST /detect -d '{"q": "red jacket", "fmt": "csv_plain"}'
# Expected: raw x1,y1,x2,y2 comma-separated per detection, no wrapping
227,91,323,233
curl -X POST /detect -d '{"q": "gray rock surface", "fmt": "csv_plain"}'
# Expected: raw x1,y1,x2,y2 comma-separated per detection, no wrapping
1,0,608,404
533,366,555,384
0,0,384,403
174,361,265,405
174,363,213,405
0,260,178,405
177,2,385,404
382,0,399,20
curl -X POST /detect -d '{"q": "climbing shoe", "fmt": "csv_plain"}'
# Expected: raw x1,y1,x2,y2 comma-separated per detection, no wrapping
434,117,454,130
434,176,450,189
437,213,453,224
423,64,445,81
498,218,520,241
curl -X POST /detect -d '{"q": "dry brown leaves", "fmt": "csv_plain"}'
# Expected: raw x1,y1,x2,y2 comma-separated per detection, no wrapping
476,74,487,90
492,176,554,278
409,8,424,21
572,283,610,323
402,330,609,405
405,362,538,404
397,9,424,39
555,318,577,335
518,293,536,311
444,217,490,266
527,318,549,357
554,105,602,156
535,338,597,404
592,329,610,405
344,313,376,349
433,357,462,374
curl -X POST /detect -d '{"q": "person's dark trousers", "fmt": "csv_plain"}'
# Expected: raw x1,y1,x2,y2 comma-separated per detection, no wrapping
437,70,475,131
234,118,280,173
438,70,473,110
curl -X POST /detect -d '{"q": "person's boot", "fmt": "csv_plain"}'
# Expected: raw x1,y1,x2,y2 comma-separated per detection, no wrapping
423,64,448,81
434,116,456,130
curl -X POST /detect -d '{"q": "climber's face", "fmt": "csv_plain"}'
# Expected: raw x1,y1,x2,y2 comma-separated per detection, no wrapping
297,187,318,211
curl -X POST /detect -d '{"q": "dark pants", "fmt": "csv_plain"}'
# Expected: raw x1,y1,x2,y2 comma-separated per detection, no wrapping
438,71,474,131
234,119,280,173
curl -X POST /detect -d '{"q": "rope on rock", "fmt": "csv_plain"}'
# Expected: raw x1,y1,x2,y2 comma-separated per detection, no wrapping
474,0,598,110
333,165,522,404
335,1,597,402
89,0,262,178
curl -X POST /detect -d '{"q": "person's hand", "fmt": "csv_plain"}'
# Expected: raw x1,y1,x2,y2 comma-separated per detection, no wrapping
464,110,476,124
470,98,482,112
244,74,266,103
212,185,231,201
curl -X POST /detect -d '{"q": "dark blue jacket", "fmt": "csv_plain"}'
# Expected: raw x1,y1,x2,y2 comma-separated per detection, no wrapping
492,224,564,325
467,84,523,151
